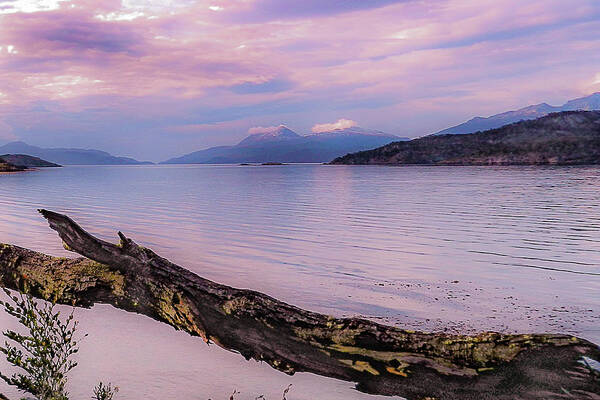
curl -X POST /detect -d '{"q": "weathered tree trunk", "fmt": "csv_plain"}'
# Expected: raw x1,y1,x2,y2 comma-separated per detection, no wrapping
0,210,598,400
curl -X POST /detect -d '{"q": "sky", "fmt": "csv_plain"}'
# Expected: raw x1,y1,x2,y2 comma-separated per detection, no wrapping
0,0,599,161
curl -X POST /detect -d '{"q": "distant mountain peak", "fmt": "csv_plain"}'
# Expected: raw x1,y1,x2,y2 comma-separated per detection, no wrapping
162,125,406,164
521,102,554,111
434,92,600,136
563,92,600,110
0,141,152,165
238,125,301,146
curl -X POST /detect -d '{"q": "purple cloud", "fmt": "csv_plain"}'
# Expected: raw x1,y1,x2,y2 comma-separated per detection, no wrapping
228,0,409,21
230,78,294,94
0,0,598,161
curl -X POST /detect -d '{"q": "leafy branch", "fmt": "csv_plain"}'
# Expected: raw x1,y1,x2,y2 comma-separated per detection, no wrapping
0,288,117,400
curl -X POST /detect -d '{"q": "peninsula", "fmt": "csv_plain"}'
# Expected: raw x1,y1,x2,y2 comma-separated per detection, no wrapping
1,154,61,168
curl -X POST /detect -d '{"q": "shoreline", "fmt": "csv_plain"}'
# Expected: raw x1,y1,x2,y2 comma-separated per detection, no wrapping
0,167,39,174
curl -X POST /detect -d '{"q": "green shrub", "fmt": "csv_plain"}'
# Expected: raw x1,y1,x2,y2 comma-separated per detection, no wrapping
0,289,294,400
92,382,119,400
0,288,81,400
0,289,117,400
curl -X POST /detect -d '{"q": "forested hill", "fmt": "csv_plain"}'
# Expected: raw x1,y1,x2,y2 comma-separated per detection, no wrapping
0,157,25,172
1,154,61,168
331,111,600,165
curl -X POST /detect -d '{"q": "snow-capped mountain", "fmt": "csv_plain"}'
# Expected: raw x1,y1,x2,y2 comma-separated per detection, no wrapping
162,126,407,164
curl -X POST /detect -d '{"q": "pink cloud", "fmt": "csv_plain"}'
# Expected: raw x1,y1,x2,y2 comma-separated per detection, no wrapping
0,0,598,159
311,119,356,133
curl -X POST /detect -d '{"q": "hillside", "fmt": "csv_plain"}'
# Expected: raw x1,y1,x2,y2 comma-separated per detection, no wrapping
1,154,61,168
162,126,406,164
0,142,152,165
434,92,600,135
0,157,26,172
331,111,600,165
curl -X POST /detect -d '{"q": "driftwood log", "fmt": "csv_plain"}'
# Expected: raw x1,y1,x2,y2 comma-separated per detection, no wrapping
0,210,598,400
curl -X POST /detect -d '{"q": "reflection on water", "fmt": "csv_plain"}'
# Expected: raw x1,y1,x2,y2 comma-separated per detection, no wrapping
0,164,599,399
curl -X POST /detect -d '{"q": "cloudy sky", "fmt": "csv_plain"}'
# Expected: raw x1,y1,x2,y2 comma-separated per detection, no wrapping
0,0,599,161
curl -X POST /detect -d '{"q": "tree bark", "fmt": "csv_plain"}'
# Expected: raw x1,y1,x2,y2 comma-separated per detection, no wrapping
0,209,598,400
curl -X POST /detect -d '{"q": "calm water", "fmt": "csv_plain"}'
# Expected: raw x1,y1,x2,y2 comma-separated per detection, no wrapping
1,164,599,399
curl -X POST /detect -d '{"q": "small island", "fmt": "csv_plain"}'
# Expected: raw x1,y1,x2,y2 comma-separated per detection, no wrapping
331,111,600,165
239,162,288,166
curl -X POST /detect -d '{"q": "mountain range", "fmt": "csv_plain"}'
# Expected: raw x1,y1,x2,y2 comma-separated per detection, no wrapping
434,92,600,136
332,111,600,165
162,126,406,164
0,142,152,165
4,93,599,165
